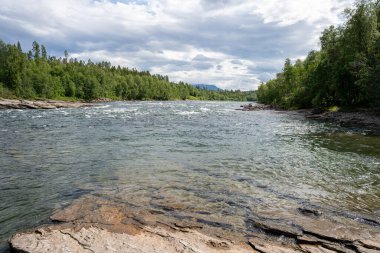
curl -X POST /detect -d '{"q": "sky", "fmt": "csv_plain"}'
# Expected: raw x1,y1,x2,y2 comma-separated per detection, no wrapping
0,0,354,90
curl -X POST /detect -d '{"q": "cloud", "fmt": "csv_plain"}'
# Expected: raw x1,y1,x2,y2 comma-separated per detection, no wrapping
0,0,354,90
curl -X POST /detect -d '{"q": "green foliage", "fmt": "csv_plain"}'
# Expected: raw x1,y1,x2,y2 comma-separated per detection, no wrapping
256,0,380,109
0,40,255,101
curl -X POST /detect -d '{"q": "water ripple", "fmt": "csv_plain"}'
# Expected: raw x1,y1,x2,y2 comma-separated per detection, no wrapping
0,101,379,247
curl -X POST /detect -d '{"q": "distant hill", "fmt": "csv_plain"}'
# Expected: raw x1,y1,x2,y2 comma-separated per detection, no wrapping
193,84,222,91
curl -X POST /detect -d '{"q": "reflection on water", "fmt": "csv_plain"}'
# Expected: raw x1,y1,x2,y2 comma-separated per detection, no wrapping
309,132,380,157
0,101,379,250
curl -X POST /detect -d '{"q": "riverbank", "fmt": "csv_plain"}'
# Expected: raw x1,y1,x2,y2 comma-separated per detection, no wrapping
302,107,380,129
9,194,380,253
0,98,97,109
241,103,380,133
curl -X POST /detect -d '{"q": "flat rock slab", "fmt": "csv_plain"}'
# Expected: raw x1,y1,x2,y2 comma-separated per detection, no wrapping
0,99,95,109
8,195,380,253
10,225,254,253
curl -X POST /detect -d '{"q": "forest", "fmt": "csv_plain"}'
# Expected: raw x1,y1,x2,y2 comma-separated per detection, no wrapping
256,0,380,109
0,40,256,102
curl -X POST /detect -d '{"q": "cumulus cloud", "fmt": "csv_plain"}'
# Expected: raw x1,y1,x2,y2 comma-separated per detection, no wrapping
0,0,353,90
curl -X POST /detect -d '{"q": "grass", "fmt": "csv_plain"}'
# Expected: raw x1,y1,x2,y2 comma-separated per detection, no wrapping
327,106,340,112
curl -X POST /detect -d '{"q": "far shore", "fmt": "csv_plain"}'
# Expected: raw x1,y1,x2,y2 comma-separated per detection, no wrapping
0,98,107,109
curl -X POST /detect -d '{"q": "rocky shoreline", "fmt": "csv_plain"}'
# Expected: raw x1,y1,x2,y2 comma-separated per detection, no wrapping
236,103,275,111
303,108,380,130
0,99,96,109
239,103,380,133
9,195,380,253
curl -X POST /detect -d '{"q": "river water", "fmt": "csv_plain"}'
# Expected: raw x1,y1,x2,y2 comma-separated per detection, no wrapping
0,101,379,250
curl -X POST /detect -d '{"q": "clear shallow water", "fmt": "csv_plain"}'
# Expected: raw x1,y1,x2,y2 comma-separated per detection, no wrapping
0,101,379,249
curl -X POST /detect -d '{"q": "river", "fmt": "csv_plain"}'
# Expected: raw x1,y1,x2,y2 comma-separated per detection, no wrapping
0,101,379,251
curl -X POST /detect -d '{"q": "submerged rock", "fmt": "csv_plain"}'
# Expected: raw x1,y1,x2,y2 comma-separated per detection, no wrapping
246,208,380,253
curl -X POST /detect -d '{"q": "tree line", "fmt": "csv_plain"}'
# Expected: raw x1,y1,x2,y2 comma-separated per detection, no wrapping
0,40,256,101
256,0,380,109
